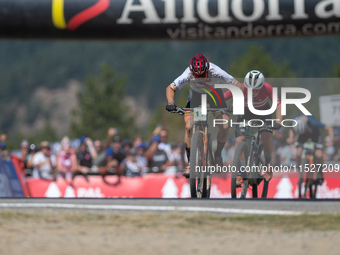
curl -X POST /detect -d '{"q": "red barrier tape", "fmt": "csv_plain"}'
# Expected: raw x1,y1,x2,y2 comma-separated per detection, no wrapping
27,173,340,199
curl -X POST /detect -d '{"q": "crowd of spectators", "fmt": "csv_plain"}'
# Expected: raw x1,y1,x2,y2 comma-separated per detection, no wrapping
221,128,340,167
9,127,187,180
2,127,340,180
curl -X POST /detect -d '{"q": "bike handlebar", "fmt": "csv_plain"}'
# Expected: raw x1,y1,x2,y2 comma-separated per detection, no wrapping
171,106,233,115
271,122,282,130
170,106,282,130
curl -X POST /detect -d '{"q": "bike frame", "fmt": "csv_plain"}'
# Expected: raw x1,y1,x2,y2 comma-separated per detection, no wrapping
300,142,317,198
171,106,233,198
184,106,229,174
241,125,266,184
178,107,229,197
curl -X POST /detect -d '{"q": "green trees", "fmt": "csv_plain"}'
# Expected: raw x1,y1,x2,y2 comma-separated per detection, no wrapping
70,64,137,140
228,45,295,78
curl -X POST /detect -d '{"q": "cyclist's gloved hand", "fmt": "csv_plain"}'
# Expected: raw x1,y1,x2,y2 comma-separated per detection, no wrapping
226,105,233,113
166,103,177,112
273,122,281,130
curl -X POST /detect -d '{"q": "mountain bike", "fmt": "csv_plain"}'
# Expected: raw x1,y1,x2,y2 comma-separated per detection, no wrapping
297,142,323,199
231,121,281,199
172,106,231,198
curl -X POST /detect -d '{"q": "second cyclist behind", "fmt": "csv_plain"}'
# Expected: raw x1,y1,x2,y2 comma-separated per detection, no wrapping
287,114,334,184
224,70,282,182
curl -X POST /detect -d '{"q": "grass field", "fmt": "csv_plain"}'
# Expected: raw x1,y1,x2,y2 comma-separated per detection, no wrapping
0,209,339,255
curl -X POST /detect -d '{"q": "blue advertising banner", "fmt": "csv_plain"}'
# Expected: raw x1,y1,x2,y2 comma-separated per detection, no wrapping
0,159,25,197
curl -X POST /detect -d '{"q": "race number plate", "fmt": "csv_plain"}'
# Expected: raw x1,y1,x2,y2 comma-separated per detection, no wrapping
194,107,206,121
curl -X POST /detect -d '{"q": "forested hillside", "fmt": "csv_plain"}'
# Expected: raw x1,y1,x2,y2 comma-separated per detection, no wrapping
0,35,339,142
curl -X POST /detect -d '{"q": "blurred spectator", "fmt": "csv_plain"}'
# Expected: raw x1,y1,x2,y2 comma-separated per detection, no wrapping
111,136,125,164
222,137,235,166
92,140,106,167
104,127,118,150
16,140,35,172
99,147,120,175
274,128,286,146
32,141,56,180
85,137,97,159
333,129,340,161
133,136,143,148
145,135,171,173
57,136,77,176
1,149,10,160
169,142,186,172
274,128,286,166
0,142,10,161
0,141,6,153
150,124,162,139
0,132,7,144
0,132,7,159
75,137,94,176
19,140,29,168
119,148,143,177
122,139,132,154
324,136,335,161
277,144,297,165
158,129,172,159
136,143,148,169
26,143,38,170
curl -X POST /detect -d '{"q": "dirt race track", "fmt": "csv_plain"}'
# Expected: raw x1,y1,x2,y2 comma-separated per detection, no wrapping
1,199,340,255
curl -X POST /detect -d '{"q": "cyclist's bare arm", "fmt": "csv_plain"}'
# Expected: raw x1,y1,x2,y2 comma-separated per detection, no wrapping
275,106,283,124
269,95,282,124
166,84,176,104
287,129,295,144
234,80,244,91
223,80,243,102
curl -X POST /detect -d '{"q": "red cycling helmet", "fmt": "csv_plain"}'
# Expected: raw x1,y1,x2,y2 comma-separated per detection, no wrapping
189,54,210,76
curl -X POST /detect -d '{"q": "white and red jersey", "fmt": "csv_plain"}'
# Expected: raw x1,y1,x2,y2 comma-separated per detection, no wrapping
170,62,237,93
223,82,281,110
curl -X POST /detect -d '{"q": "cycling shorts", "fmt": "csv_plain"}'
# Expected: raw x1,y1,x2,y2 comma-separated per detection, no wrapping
296,130,323,149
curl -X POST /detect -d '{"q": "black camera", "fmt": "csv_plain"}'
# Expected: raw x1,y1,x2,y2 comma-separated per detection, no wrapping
29,144,38,153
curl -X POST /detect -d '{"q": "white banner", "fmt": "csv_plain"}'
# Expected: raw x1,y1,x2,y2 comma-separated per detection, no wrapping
319,94,340,127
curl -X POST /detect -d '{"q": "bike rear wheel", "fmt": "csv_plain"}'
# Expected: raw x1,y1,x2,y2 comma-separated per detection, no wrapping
300,158,310,198
298,171,303,199
252,144,263,198
190,130,207,198
231,141,249,198
204,133,213,198
261,181,269,198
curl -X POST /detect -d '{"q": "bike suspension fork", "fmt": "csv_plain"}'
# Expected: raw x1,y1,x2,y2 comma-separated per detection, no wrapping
247,137,256,167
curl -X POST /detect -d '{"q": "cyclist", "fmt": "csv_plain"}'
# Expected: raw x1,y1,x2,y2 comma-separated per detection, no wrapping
165,54,241,178
287,114,334,184
224,70,282,182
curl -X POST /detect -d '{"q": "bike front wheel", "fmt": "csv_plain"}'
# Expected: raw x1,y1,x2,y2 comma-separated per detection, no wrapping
231,141,249,198
190,130,208,198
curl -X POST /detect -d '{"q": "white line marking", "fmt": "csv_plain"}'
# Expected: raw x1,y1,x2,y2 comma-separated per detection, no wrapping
0,203,308,215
